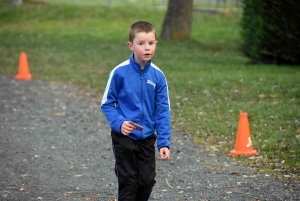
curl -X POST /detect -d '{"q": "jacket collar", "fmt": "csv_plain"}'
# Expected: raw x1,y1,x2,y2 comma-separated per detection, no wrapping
130,54,151,73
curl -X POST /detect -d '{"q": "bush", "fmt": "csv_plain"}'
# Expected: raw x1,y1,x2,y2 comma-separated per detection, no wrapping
241,0,300,65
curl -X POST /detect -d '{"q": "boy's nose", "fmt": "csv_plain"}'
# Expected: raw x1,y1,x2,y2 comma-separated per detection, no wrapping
145,44,150,49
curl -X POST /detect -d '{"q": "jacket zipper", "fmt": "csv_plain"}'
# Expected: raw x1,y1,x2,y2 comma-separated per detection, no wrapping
140,70,144,127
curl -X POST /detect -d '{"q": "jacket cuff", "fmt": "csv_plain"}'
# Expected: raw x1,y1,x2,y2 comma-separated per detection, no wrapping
158,146,170,151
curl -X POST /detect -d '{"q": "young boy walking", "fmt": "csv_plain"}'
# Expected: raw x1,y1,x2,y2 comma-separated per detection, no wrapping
101,21,171,201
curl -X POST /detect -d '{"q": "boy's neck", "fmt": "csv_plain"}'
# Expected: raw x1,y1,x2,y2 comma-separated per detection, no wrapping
133,55,149,70
140,63,146,70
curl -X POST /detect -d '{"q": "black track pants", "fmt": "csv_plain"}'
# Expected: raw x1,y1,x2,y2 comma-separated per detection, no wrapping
111,130,156,201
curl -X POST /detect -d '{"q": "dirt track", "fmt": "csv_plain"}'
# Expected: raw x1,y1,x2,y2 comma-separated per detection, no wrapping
0,75,299,201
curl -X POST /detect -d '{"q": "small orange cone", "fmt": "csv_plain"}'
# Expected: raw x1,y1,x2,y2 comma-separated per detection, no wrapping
15,52,32,80
229,112,258,156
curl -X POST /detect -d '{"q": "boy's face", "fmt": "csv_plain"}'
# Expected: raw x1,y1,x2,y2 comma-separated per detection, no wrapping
127,31,157,68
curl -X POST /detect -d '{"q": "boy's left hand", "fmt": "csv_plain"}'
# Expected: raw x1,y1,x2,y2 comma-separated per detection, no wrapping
160,147,170,161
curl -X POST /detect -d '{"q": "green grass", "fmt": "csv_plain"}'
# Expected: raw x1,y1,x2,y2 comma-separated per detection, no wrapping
0,2,299,176
43,0,160,6
42,0,241,9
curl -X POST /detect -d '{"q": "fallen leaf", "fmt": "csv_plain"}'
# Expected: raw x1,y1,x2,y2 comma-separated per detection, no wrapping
69,165,77,169
86,196,97,200
178,191,183,194
154,195,163,199
48,111,55,115
159,189,168,192
18,187,26,191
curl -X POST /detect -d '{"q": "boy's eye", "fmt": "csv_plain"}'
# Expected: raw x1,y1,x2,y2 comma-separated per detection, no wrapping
137,41,155,46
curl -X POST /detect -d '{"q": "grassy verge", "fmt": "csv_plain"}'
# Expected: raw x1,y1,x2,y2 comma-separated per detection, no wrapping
42,0,242,8
0,2,299,176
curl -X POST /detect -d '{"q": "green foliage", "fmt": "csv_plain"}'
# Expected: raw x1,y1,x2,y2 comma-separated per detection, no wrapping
0,2,299,174
261,0,300,65
241,0,300,65
240,0,264,61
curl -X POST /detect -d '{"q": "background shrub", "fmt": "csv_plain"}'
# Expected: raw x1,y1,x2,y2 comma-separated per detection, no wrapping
241,0,300,65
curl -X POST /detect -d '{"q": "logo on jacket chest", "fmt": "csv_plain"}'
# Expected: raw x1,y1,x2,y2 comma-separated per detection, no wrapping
147,79,156,88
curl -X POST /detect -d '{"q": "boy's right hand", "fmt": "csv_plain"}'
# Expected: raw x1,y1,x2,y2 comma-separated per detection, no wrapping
121,121,135,135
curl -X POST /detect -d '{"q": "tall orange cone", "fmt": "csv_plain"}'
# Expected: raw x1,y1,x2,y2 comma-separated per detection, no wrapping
229,112,258,156
15,52,32,80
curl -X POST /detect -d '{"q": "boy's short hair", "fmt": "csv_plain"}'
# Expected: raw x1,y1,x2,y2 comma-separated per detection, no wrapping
129,21,156,42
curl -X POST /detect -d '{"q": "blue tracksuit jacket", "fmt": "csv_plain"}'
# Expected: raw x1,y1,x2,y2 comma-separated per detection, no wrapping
101,54,171,150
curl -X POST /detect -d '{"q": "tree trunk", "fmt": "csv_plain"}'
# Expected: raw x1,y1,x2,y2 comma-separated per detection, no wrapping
160,0,193,41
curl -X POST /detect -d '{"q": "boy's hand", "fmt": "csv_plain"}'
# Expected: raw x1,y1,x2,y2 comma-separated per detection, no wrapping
160,147,170,161
121,121,135,135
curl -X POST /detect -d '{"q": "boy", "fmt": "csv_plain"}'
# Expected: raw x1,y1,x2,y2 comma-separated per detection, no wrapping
101,21,171,201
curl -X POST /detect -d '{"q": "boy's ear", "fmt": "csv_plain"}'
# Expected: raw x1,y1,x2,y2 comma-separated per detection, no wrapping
127,42,133,51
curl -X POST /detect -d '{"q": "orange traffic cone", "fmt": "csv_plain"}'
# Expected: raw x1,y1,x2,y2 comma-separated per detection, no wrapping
15,52,32,80
229,112,258,156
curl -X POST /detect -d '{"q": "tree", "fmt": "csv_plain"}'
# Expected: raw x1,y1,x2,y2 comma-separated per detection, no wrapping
160,0,193,41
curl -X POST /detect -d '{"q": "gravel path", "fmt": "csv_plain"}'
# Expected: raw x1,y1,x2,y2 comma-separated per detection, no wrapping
0,75,299,201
